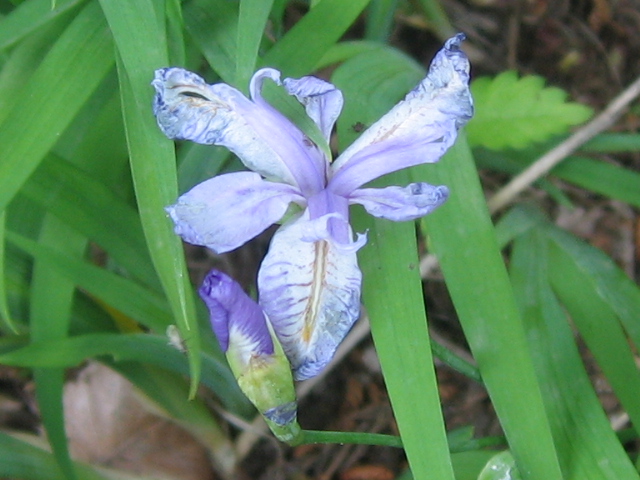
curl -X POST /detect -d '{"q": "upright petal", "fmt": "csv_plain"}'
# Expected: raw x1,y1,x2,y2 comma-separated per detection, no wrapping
282,75,344,144
152,68,325,194
258,213,362,380
328,34,473,195
166,172,303,253
349,183,449,221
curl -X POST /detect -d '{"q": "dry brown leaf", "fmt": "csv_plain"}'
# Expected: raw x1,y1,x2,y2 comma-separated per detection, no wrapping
62,362,215,480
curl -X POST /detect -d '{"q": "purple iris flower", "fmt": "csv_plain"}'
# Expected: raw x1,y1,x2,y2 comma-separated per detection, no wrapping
153,34,473,381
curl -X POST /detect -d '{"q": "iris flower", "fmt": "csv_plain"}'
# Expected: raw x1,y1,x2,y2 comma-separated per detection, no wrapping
153,34,473,381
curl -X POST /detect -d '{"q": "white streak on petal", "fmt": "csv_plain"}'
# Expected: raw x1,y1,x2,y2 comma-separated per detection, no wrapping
350,183,449,221
258,213,362,380
166,172,302,253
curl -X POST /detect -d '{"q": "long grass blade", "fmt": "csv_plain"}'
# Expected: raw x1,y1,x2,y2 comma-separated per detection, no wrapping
262,0,371,76
30,215,87,480
510,229,639,479
236,0,274,90
99,0,201,395
0,0,83,51
0,0,113,213
420,137,563,479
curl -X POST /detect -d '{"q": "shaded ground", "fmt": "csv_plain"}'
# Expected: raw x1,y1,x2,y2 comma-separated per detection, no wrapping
2,1,640,479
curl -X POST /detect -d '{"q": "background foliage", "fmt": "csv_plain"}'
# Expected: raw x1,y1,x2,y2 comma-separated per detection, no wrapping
1,0,640,479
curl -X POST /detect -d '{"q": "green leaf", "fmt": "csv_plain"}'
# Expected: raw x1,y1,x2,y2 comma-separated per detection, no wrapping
0,0,83,51
548,237,640,434
0,211,17,333
0,0,114,214
184,0,238,83
22,154,158,289
421,137,563,480
543,222,640,350
509,229,639,479
0,333,250,414
364,0,399,41
336,46,454,480
553,155,640,209
262,0,372,76
315,40,385,70
99,0,201,396
236,0,274,90
30,216,87,480
354,181,456,480
466,71,593,150
478,451,521,480
0,431,120,480
7,229,172,333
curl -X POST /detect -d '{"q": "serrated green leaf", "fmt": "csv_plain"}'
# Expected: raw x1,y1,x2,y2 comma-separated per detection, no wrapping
466,71,593,150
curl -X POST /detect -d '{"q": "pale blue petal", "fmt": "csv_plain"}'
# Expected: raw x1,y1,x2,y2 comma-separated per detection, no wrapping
257,212,362,380
328,34,473,195
153,68,325,194
282,75,344,143
166,172,303,253
349,183,449,221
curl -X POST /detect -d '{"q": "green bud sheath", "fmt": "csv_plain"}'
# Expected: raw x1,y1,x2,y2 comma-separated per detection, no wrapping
227,325,301,443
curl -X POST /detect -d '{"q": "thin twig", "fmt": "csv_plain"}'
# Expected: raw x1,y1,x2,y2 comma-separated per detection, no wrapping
487,75,640,214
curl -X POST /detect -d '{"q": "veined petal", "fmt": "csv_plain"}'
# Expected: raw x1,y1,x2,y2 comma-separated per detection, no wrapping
349,183,449,221
199,269,274,357
328,34,473,195
166,172,302,253
153,68,324,193
257,213,362,380
282,75,344,144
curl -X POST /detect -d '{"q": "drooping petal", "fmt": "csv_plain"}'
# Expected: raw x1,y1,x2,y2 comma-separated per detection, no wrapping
282,75,344,144
166,172,303,253
199,269,274,357
349,183,449,221
152,67,325,194
328,34,473,195
257,213,362,380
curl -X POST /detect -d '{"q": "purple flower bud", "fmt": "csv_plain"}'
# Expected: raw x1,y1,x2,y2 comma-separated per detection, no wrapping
199,270,273,358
